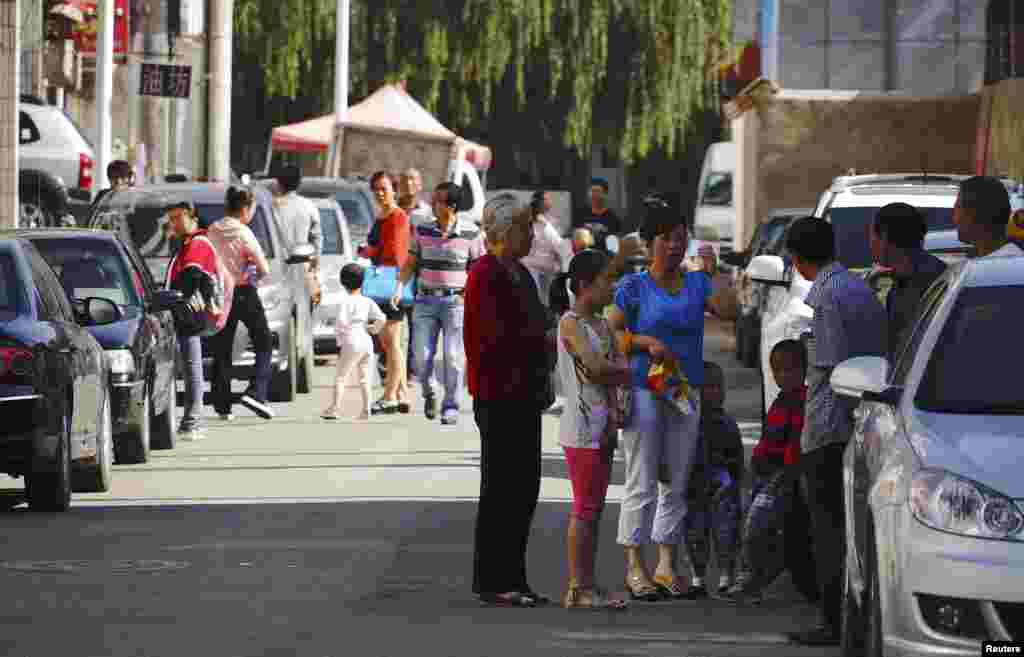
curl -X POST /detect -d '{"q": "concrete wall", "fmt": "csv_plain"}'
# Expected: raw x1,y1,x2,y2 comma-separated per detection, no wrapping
733,89,980,246
980,78,1024,181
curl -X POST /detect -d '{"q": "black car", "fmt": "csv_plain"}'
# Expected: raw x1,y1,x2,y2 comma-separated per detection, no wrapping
0,238,121,510
17,229,181,463
722,209,808,369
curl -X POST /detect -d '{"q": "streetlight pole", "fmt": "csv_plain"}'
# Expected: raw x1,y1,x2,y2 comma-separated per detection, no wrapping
95,0,116,192
329,0,349,177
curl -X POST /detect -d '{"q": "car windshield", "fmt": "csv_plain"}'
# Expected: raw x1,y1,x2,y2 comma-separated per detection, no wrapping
336,195,372,243
0,254,21,319
701,172,732,207
320,208,346,256
31,237,144,318
916,285,1024,415
828,206,954,270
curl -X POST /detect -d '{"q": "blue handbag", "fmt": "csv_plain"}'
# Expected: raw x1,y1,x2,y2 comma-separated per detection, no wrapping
361,265,415,309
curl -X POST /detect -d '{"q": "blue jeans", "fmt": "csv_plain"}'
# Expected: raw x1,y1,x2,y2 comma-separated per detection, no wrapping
178,334,204,432
685,466,740,578
412,296,465,411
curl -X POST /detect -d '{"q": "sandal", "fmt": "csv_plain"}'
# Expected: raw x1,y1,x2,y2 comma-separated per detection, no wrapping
564,587,629,610
321,407,340,420
652,574,688,600
522,588,552,605
625,574,661,601
478,591,536,607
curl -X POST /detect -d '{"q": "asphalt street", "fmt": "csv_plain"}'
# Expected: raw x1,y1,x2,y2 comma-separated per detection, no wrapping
0,318,834,657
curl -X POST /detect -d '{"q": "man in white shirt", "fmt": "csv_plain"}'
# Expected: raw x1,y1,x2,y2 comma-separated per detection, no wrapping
954,176,1024,258
274,164,323,304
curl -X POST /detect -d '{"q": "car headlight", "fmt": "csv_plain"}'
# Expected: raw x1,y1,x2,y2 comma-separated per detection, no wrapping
909,469,1024,540
259,287,284,312
105,349,135,377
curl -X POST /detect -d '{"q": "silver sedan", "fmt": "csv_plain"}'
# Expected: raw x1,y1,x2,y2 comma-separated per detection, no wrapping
831,255,1024,656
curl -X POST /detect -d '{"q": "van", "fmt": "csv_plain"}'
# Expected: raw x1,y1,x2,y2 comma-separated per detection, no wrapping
693,141,735,253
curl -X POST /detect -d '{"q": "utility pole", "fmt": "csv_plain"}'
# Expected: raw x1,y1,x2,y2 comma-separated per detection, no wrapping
208,0,233,181
328,0,350,177
95,0,116,192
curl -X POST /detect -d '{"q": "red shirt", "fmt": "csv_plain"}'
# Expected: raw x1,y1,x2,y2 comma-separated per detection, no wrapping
363,208,410,269
463,255,552,402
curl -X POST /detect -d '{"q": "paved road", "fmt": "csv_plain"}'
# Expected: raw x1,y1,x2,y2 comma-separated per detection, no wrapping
0,318,833,657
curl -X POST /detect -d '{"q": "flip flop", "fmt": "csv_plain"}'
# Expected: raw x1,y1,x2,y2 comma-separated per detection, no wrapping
652,574,688,600
563,587,629,611
626,575,661,601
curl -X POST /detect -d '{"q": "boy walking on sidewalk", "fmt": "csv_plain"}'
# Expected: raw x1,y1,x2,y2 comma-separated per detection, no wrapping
682,361,743,599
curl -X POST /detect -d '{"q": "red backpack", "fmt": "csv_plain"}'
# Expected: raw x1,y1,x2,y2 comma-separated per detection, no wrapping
166,233,235,337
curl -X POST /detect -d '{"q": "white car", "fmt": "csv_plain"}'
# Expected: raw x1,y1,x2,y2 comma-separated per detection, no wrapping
748,173,1016,415
310,197,355,355
19,97,96,225
831,255,1024,657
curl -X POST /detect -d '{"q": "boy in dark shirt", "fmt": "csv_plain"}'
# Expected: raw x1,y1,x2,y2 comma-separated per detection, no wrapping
572,178,623,254
681,361,743,598
722,339,810,604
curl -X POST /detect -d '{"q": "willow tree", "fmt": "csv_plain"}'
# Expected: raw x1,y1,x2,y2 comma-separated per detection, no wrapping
232,0,732,168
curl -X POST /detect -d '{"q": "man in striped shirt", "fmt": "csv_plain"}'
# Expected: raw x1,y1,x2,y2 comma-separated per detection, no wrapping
394,182,486,425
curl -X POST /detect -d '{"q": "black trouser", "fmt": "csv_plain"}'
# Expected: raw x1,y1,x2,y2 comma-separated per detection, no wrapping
472,399,542,595
801,442,847,631
211,285,273,413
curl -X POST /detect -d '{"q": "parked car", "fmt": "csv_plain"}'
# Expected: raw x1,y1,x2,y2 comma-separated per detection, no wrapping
297,177,376,248
0,237,117,510
748,173,1014,415
831,256,1024,657
722,208,809,369
19,96,95,226
87,183,316,402
17,229,181,462
310,197,355,355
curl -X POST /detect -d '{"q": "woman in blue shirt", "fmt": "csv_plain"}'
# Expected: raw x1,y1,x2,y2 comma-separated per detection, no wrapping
607,200,730,600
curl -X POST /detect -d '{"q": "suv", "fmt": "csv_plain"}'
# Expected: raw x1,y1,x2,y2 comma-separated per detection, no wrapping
297,177,377,248
88,183,317,403
746,173,1010,415
19,96,96,226
723,208,810,369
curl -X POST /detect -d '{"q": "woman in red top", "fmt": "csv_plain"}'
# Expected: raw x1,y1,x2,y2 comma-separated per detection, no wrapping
463,193,555,606
360,171,411,414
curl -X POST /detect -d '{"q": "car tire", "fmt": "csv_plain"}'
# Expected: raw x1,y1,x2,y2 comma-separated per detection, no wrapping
115,385,151,463
26,412,72,512
75,396,113,493
840,562,865,657
150,384,176,451
269,318,297,402
865,528,884,657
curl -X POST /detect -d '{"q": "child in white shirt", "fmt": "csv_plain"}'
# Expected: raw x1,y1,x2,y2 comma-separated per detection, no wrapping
322,263,386,420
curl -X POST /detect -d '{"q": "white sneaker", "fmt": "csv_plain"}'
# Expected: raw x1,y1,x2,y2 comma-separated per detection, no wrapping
440,408,458,425
240,394,275,420
218,413,235,422
179,428,205,441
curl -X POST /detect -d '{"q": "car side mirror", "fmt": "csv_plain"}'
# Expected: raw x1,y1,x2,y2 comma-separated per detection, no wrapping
286,244,316,265
150,289,183,312
830,356,900,404
85,297,121,326
746,255,788,286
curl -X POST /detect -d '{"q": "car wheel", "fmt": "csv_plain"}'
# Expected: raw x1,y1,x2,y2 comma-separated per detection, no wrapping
19,199,55,228
115,384,151,463
865,529,884,657
26,412,72,512
269,318,297,402
840,563,865,657
75,396,113,493
150,385,177,451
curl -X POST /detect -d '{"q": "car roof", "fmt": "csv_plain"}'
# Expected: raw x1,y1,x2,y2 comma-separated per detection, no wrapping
827,173,970,191
0,227,118,242
98,182,272,206
828,188,959,209
959,255,1024,288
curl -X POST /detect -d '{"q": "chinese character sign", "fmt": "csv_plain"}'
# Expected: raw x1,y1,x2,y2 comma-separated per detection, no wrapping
139,64,192,99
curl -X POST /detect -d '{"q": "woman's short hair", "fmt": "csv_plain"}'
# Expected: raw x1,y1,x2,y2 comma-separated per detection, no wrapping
369,171,395,190
639,197,684,242
568,249,610,295
225,186,254,214
482,193,527,244
339,263,365,291
785,216,835,264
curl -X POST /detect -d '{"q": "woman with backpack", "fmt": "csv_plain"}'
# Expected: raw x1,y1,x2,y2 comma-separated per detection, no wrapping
165,200,222,441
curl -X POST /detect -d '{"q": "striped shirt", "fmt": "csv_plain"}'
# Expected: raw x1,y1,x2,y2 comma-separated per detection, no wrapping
409,217,486,292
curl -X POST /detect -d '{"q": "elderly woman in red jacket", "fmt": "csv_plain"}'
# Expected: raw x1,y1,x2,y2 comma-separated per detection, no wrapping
464,193,555,606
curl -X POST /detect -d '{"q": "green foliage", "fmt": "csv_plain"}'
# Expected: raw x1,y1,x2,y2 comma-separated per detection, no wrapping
233,0,731,165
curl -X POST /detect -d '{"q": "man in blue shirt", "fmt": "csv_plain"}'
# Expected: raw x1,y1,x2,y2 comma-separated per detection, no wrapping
784,216,887,646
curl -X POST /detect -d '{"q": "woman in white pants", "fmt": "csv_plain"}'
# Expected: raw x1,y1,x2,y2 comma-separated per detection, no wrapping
606,198,729,600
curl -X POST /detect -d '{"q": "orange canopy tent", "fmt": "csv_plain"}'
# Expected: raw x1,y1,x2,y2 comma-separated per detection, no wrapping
268,84,492,171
